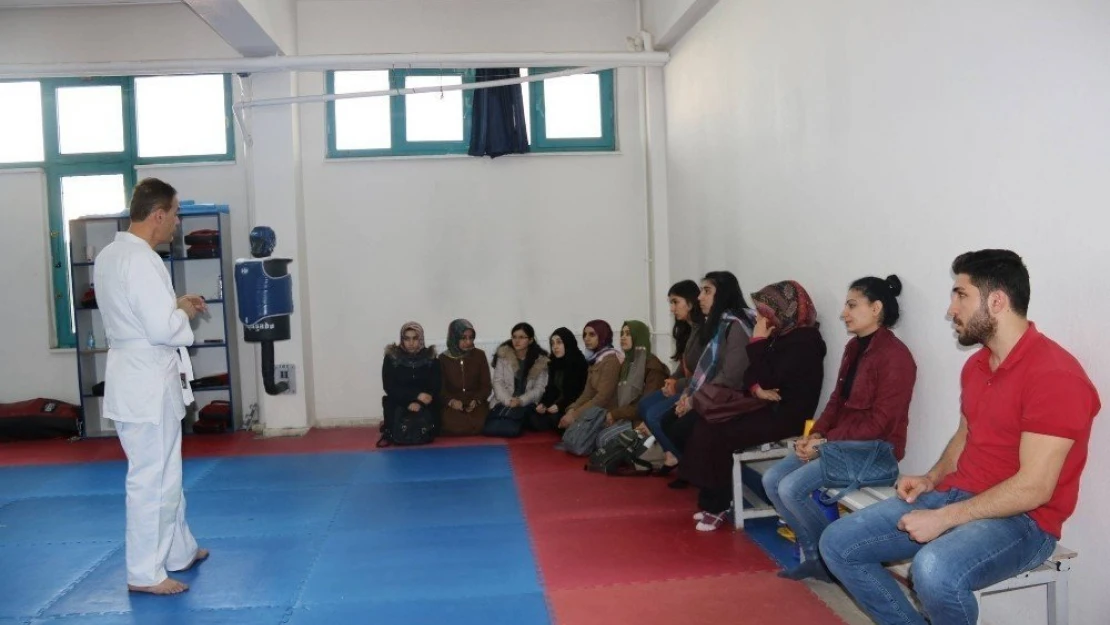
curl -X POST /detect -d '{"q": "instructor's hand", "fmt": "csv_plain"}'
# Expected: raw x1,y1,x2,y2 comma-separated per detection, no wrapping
177,295,208,319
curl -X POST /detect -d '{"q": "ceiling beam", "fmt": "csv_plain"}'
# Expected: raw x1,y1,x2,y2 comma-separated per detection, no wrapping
181,0,287,57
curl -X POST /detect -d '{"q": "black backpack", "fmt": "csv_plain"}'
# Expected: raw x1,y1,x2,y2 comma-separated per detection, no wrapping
377,405,437,447
585,429,654,476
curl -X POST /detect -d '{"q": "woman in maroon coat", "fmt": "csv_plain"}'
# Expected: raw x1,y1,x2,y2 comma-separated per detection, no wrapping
681,280,827,531
762,275,917,581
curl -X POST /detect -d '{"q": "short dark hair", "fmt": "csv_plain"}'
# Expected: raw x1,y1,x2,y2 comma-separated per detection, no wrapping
951,249,1030,316
129,178,177,222
849,275,903,327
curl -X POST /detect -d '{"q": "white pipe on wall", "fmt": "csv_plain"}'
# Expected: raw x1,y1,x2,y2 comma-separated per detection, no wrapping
235,65,614,110
0,51,669,79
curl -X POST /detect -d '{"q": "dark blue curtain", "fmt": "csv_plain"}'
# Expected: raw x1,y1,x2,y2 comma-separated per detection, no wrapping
468,68,530,158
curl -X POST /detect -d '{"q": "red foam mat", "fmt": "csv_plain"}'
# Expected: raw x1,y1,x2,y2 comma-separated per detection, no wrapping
0,428,502,466
548,572,848,625
515,467,694,521
528,513,777,590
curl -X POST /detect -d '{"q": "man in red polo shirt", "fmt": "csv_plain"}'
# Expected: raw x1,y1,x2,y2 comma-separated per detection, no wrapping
820,249,1100,625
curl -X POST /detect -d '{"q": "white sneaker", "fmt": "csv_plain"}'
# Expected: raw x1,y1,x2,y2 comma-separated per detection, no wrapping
693,511,705,522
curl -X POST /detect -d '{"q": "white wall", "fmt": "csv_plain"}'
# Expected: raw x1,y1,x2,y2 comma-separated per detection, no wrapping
295,0,651,424
664,1,1110,623
0,171,78,403
0,7,255,412
0,4,237,64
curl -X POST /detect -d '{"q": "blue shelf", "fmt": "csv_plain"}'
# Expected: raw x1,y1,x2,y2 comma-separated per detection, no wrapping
70,209,239,438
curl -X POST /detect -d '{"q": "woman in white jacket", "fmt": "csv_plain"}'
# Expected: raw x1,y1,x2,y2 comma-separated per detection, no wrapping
485,322,549,437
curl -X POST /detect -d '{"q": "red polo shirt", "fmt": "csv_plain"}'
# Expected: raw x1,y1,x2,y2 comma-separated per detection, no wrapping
938,323,1101,538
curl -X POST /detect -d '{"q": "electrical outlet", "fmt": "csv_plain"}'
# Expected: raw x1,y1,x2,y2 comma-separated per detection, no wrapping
275,364,296,394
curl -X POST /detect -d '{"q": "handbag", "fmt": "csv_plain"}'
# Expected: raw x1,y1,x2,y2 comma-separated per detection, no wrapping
560,406,608,456
691,383,768,424
482,404,526,438
817,440,899,505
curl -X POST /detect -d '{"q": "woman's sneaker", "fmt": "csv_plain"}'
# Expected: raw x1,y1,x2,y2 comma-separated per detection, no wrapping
695,511,729,532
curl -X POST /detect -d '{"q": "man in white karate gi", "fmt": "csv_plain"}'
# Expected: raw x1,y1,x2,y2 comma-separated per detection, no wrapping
95,178,209,595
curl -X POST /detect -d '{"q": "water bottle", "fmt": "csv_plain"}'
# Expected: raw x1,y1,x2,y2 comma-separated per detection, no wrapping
217,274,223,300
86,330,96,350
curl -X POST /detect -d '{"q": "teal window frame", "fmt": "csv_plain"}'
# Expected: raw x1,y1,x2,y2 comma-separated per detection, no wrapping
528,68,615,152
1,74,236,348
327,68,474,158
326,67,615,158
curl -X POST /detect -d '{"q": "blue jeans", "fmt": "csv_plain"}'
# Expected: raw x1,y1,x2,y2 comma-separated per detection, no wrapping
762,453,830,561
819,488,1056,625
638,390,681,456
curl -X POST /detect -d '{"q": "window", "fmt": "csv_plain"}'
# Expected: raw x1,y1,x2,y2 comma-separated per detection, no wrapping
0,81,45,164
1,74,235,347
327,67,614,158
135,74,231,159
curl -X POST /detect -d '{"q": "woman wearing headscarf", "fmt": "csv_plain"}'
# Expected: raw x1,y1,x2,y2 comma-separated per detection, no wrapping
487,323,550,436
438,319,493,436
382,321,441,423
680,280,827,531
532,327,589,431
607,320,669,426
558,320,623,429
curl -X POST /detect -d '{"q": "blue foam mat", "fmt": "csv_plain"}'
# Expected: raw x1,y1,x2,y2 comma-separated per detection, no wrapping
287,592,551,625
185,486,345,538
0,542,120,618
332,477,521,530
0,446,550,623
297,523,540,606
188,453,366,492
29,607,288,625
350,446,512,483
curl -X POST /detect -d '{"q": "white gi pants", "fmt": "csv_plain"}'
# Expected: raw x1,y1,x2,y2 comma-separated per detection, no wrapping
114,385,199,587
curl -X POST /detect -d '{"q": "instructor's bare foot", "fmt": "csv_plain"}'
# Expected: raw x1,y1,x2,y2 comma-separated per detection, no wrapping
128,578,188,595
170,548,209,572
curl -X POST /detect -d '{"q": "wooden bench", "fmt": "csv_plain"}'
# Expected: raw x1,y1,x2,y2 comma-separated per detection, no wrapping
829,486,1076,625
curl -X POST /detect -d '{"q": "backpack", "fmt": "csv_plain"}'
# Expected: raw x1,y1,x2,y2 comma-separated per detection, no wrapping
560,406,608,456
586,428,654,476
377,405,437,447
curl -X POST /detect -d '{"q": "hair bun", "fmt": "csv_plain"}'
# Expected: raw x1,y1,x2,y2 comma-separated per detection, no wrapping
885,275,903,297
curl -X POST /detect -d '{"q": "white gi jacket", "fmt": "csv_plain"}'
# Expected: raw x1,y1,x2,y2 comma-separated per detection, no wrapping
94,232,195,424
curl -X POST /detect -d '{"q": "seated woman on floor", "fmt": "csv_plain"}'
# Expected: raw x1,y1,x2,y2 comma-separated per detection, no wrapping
438,319,493,436
381,321,440,433
680,280,827,531
763,275,917,581
637,280,707,475
533,327,589,431
487,323,550,437
601,320,669,433
558,320,622,429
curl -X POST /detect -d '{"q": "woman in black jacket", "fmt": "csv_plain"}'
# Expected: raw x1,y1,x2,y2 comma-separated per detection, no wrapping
382,321,441,421
531,327,588,431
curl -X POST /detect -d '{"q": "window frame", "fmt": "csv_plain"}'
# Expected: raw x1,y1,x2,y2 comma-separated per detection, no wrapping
1,74,236,347
327,68,474,158
528,68,616,152
326,67,616,158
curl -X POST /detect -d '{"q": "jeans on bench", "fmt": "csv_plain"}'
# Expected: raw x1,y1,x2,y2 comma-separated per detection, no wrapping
819,488,1056,625
762,453,829,561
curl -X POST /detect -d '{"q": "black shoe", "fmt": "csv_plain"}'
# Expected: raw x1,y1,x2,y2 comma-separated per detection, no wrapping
655,464,677,477
667,478,690,489
777,559,833,583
